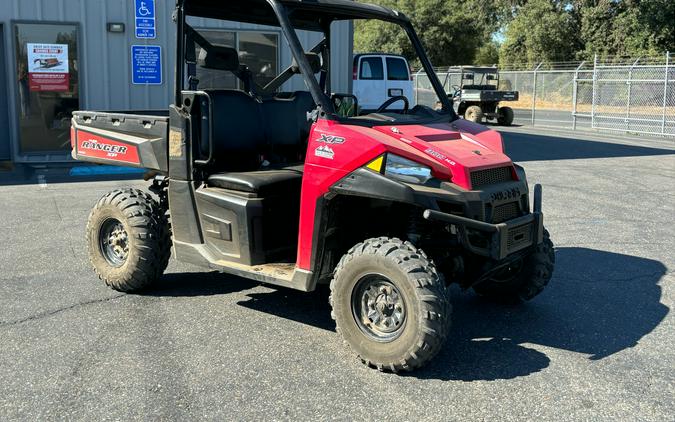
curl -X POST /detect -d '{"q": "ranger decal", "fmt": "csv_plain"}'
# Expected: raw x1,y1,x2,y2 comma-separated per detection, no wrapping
76,130,140,164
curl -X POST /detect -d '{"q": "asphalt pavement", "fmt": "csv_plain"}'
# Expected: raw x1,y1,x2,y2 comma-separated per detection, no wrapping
1,126,674,421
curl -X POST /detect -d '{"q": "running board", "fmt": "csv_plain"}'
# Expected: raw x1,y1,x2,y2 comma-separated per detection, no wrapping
172,240,315,291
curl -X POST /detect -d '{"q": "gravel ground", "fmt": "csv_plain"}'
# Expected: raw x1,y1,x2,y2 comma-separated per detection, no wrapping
0,126,673,421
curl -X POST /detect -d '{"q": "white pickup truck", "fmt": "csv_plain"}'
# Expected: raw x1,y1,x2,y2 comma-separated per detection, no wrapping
352,54,414,112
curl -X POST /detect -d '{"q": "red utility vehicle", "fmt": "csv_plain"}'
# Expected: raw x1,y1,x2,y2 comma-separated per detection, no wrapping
71,0,555,372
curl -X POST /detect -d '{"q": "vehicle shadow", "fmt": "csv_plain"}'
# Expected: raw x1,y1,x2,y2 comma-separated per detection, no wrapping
142,271,258,297
234,247,669,381
499,131,675,162
0,164,145,187
410,247,668,381
237,285,335,331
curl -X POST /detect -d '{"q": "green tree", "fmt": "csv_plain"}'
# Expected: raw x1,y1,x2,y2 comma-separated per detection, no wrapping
354,0,502,66
474,41,501,65
355,0,674,68
578,0,675,60
499,0,579,66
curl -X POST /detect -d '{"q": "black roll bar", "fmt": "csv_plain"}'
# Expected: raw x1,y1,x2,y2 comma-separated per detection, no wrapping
267,0,334,114
174,0,185,106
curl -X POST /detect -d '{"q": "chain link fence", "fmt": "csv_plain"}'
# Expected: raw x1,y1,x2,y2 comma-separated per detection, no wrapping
413,53,674,137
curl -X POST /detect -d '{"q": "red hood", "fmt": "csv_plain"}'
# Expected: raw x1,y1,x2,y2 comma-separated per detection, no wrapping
368,120,515,189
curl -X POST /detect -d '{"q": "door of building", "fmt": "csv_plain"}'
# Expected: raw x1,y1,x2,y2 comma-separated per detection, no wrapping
0,24,11,161
13,22,79,158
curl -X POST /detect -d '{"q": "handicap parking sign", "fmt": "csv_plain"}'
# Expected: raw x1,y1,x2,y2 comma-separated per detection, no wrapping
131,45,162,85
135,0,156,39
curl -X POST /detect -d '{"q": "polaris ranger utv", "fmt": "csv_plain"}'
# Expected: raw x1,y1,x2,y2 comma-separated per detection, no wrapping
71,0,554,372
447,66,519,125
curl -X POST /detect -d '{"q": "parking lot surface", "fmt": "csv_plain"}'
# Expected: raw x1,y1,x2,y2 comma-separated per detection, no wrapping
1,127,674,421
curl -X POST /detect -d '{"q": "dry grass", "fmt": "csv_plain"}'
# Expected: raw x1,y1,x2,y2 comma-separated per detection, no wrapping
508,94,675,115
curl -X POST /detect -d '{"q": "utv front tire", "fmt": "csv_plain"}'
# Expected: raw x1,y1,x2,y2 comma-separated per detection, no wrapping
330,237,451,372
86,188,171,292
473,229,555,301
464,105,483,123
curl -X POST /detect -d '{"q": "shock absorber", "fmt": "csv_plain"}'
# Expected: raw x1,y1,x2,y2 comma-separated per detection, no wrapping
407,208,423,244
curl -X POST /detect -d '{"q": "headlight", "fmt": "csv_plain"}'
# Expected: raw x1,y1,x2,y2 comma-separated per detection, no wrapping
366,154,433,185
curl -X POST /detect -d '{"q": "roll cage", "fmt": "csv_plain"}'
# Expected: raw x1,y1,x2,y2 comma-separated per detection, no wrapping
173,0,455,120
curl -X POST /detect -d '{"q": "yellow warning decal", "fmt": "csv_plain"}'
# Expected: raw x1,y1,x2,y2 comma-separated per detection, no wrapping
366,155,384,173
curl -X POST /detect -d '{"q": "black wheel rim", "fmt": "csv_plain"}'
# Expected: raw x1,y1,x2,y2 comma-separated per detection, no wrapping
99,218,129,267
351,274,407,342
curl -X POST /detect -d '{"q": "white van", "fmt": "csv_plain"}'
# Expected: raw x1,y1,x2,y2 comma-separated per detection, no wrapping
352,54,414,112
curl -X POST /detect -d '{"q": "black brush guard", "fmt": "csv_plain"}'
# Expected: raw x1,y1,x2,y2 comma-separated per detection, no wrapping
423,184,544,261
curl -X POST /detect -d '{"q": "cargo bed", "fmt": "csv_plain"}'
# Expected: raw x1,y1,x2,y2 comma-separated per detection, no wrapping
71,110,169,173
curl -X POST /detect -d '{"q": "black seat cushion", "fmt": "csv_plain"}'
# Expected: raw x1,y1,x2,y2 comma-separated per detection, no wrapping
208,168,303,195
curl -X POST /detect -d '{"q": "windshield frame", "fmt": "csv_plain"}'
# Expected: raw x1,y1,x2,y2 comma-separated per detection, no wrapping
270,1,456,124
174,0,458,124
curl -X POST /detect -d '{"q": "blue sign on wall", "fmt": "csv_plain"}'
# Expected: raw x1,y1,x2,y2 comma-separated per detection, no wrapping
131,45,162,85
135,0,156,39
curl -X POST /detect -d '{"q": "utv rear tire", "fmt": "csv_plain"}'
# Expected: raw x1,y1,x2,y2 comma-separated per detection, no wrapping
473,229,555,301
86,188,171,292
497,106,514,126
330,237,451,372
464,105,483,123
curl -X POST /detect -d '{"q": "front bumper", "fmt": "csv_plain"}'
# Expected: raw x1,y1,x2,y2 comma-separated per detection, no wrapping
423,184,544,261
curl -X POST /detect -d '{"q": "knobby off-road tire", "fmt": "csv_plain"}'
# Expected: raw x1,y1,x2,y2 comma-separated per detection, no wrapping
464,105,484,123
497,106,514,126
473,229,555,301
86,188,171,292
330,237,451,372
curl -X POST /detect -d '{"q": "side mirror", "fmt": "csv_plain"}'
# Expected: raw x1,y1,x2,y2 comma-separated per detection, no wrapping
331,94,359,117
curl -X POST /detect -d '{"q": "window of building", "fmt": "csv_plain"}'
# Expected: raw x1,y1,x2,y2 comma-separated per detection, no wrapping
13,23,79,154
238,32,278,88
194,30,238,90
194,29,279,90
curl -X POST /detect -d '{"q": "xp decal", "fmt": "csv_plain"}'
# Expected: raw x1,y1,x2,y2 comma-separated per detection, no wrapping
317,134,346,144
76,130,140,164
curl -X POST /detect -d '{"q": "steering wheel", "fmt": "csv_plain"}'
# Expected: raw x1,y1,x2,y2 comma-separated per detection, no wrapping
450,85,461,99
376,95,409,113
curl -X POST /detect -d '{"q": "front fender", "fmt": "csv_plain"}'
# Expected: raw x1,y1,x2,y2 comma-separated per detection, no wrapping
328,168,416,204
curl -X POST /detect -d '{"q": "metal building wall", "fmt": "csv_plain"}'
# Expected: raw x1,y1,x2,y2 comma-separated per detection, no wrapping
0,0,353,163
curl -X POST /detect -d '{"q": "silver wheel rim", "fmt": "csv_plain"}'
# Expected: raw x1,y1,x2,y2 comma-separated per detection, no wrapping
99,218,129,267
351,274,407,342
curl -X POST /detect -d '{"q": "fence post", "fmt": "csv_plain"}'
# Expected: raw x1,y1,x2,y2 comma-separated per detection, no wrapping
662,51,670,135
531,63,542,125
572,61,585,130
626,57,640,131
591,54,598,129
415,68,423,105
